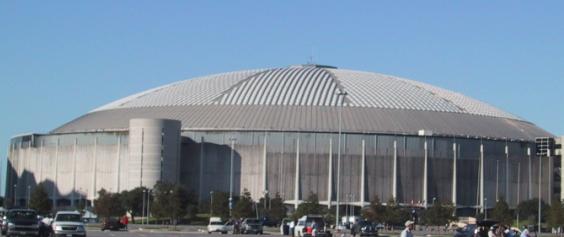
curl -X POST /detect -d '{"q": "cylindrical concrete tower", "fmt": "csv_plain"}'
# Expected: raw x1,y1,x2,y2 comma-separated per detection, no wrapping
128,118,181,190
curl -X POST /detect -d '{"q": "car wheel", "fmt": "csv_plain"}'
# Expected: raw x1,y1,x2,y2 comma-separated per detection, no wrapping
208,232,212,234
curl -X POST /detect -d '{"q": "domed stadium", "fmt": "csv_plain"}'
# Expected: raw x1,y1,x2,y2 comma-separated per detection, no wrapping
7,64,554,213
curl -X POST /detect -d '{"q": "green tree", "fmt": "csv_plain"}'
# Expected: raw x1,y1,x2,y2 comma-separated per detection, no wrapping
517,199,549,222
119,187,147,222
362,196,386,223
266,193,287,224
492,198,513,225
547,198,563,229
293,193,325,219
383,198,409,227
94,189,125,219
210,191,230,219
29,183,52,215
233,189,254,219
150,181,190,225
420,202,456,226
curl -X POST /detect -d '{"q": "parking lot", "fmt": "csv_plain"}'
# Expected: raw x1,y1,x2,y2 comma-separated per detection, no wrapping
87,231,284,237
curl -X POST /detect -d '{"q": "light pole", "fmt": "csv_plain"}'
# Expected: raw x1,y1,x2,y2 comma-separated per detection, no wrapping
210,191,214,217
13,184,17,207
27,185,31,208
539,150,547,234
146,189,151,224
484,197,488,219
350,194,355,217
263,190,269,211
229,137,237,217
142,189,146,225
335,91,347,229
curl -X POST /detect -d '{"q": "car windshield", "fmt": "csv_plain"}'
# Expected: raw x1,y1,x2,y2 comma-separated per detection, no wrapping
8,210,36,220
56,214,81,222
246,219,261,224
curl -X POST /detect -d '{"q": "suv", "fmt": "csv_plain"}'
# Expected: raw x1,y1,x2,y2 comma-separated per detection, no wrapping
4,209,40,236
51,211,86,236
241,218,263,234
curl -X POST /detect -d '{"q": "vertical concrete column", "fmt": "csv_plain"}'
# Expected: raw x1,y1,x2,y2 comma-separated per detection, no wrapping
116,136,121,193
294,138,300,208
496,160,499,201
423,139,428,208
39,140,44,183
517,162,521,206
199,137,205,201
360,139,366,206
452,142,457,206
527,147,532,199
92,137,98,202
327,138,333,208
54,138,60,209
505,144,509,200
548,154,552,205
392,140,397,200
480,143,484,213
262,135,268,198
72,138,77,207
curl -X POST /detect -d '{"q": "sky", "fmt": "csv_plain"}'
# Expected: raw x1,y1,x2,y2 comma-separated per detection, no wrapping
0,1,563,194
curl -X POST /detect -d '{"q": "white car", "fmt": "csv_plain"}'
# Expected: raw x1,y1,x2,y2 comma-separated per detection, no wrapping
51,211,87,237
208,217,228,234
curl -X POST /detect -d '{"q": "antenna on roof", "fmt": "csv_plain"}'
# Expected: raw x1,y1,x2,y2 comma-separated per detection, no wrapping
307,47,315,65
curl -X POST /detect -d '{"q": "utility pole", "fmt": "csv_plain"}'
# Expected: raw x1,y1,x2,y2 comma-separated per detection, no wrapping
335,91,347,229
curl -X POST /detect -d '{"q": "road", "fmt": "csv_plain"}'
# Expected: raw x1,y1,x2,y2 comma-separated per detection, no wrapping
87,231,283,237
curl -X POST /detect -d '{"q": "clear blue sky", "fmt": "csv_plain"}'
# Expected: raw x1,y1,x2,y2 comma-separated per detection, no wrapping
1,1,563,195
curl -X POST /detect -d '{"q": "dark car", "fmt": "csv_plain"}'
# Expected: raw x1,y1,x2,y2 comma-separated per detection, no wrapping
242,218,263,234
4,209,40,236
101,218,126,231
357,221,378,237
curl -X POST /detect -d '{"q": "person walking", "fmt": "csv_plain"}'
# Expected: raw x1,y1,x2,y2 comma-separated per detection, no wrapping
401,220,414,237
350,222,357,237
520,226,531,237
120,215,129,230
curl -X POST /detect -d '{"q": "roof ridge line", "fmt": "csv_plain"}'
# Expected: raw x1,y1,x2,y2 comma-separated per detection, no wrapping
211,68,273,104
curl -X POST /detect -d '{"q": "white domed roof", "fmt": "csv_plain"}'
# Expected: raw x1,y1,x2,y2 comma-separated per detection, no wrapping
54,65,550,140
93,65,519,120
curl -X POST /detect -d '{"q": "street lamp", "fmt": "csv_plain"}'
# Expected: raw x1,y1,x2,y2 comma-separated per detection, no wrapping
142,189,146,225
229,137,237,217
335,91,347,229
210,191,214,217
146,189,152,224
13,184,17,206
484,197,488,219
263,190,269,210
27,185,31,208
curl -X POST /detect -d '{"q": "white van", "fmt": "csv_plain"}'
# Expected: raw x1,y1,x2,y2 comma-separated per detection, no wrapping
294,215,331,237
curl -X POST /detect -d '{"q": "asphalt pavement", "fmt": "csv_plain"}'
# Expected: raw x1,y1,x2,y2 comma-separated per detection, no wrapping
87,231,283,237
